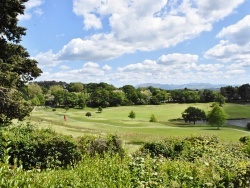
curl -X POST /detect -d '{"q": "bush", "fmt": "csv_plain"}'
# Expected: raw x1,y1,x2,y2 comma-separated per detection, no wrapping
240,136,250,144
77,134,125,157
86,112,91,117
0,123,81,170
149,114,157,122
140,135,219,161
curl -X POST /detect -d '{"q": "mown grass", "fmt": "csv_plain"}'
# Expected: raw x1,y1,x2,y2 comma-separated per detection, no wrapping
26,103,250,150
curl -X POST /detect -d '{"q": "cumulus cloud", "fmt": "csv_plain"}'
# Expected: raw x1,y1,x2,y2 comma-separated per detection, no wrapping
36,62,110,83
57,35,135,61
32,50,61,68
54,0,243,62
59,65,71,70
197,0,244,22
216,15,250,45
157,53,199,65
205,15,250,67
102,65,112,71
37,52,247,86
18,0,44,20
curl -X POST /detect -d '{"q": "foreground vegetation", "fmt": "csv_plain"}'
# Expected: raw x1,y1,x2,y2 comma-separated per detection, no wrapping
1,124,250,187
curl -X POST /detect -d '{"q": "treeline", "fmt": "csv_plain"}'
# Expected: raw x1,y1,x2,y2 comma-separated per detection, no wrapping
21,81,250,108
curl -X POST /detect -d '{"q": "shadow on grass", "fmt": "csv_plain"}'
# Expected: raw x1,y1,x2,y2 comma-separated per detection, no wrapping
126,141,144,145
202,128,221,131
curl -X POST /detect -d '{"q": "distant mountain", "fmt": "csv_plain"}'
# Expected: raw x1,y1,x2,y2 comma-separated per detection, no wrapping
136,83,228,90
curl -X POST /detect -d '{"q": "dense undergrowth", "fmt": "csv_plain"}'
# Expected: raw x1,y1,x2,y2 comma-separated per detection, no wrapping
1,123,250,187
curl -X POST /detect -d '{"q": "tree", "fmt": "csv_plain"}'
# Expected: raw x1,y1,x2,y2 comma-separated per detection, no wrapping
67,82,84,92
200,89,216,102
77,93,86,109
207,104,227,130
86,112,92,117
128,110,136,120
97,106,103,113
220,86,238,101
238,84,250,101
0,0,42,125
215,93,225,106
149,114,157,122
182,107,206,124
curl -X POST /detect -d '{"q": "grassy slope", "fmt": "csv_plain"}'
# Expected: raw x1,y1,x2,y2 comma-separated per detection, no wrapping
27,103,250,150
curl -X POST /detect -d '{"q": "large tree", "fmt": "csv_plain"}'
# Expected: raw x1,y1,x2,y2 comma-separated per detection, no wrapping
0,0,42,125
207,104,227,130
182,107,206,124
238,84,250,101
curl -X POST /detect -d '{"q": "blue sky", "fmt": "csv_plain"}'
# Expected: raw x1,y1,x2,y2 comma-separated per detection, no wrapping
19,0,250,87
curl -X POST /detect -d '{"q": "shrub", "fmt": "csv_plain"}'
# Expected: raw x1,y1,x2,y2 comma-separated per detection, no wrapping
128,110,135,120
149,114,157,122
240,136,250,144
86,112,91,117
0,123,81,170
97,106,103,113
52,108,56,111
140,135,219,161
77,134,125,157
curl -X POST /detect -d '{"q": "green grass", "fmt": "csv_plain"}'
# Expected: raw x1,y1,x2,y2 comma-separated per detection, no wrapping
26,103,250,150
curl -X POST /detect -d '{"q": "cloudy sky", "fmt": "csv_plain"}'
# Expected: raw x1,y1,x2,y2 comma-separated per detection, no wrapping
19,0,250,87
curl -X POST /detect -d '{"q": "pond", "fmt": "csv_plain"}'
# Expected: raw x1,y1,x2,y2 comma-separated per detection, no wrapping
226,119,250,128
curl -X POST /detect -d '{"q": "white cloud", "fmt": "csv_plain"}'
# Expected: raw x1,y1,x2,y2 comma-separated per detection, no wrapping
197,0,244,22
79,62,105,76
37,52,248,86
204,40,243,61
83,13,102,30
157,53,199,65
57,35,135,61
217,15,250,45
34,8,43,16
25,0,44,10
18,0,44,20
33,50,61,68
205,15,250,66
102,65,112,71
37,62,109,83
59,65,71,70
55,0,243,62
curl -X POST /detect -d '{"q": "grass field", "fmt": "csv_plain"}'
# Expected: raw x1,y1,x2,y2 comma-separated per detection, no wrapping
26,103,250,152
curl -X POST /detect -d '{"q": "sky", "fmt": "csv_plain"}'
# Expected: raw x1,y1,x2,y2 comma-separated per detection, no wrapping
18,0,250,87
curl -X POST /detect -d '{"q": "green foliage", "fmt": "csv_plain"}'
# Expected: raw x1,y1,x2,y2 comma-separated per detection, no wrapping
149,114,157,122
86,112,91,117
77,134,125,157
128,110,136,120
0,0,42,125
0,123,81,169
1,135,250,187
182,106,206,124
239,136,250,144
140,135,219,160
207,104,227,129
215,93,226,106
65,106,69,111
0,88,33,125
97,106,103,113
